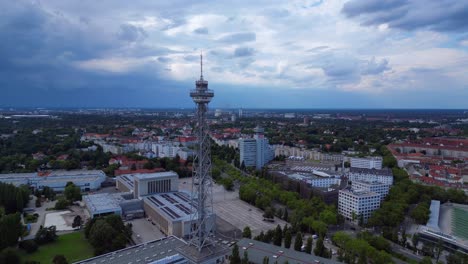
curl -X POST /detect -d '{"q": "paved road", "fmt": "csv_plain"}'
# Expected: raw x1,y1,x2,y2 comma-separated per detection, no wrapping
390,241,424,262
24,196,57,240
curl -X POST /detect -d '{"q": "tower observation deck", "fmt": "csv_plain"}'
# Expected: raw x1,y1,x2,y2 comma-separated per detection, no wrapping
188,54,215,252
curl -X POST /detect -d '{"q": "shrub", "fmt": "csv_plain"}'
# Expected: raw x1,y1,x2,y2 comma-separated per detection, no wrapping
55,198,69,210
19,240,38,253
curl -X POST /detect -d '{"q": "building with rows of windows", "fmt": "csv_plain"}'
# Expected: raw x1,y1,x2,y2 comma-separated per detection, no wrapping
347,167,393,185
351,180,390,201
350,156,383,169
239,126,274,170
338,188,381,224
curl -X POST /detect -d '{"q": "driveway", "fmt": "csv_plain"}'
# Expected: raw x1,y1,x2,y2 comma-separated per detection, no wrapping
23,196,57,240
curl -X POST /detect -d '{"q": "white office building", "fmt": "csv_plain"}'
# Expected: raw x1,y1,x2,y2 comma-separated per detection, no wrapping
350,157,383,169
347,168,393,185
351,180,390,201
285,172,341,188
239,126,274,170
338,188,381,223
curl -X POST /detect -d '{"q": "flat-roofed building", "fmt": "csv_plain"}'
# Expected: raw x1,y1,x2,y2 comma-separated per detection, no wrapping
83,192,144,220
237,238,341,264
351,180,390,201
75,236,188,264
143,191,215,238
347,167,393,185
350,156,383,169
115,171,216,238
117,171,179,198
0,170,106,192
239,126,274,170
338,188,381,223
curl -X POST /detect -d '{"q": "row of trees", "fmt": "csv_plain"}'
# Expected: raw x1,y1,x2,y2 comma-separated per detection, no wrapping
332,231,393,264
237,173,338,235
0,213,23,251
0,182,30,214
244,225,331,259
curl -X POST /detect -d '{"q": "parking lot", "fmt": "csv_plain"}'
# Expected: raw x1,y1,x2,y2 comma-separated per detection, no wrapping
179,177,288,237
128,218,166,243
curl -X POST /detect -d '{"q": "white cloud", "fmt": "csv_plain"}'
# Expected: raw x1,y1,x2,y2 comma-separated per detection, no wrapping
6,0,468,99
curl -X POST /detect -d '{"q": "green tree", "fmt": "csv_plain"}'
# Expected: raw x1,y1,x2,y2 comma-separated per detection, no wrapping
241,251,249,264
283,209,288,221
411,202,430,224
64,183,81,202
242,226,252,239
15,191,24,213
53,254,69,264
230,244,241,264
0,248,20,264
273,225,283,246
89,220,118,255
55,198,69,210
284,230,292,249
35,226,57,245
72,215,82,228
419,256,433,264
0,213,22,250
294,232,303,251
319,209,337,225
305,237,312,254
314,237,326,257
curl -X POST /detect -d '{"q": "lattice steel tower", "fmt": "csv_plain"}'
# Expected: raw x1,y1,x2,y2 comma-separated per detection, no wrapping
189,54,215,252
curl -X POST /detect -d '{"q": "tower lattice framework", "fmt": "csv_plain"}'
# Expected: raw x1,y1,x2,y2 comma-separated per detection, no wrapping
188,54,215,252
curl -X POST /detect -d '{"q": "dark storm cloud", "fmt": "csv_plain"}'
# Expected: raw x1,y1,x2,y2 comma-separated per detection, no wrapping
218,32,256,43
233,47,255,57
342,0,468,32
117,24,147,42
0,1,179,107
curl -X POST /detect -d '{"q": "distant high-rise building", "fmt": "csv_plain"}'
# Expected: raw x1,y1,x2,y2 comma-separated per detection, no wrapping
231,114,236,122
239,126,274,170
238,108,243,118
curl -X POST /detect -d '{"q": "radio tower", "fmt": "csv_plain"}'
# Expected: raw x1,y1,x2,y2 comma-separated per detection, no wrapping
189,53,215,252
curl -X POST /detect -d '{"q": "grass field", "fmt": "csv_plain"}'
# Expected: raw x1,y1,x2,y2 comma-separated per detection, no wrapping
452,207,468,240
21,231,94,263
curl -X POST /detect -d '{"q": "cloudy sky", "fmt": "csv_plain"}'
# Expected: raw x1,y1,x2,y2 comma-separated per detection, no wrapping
1,0,468,108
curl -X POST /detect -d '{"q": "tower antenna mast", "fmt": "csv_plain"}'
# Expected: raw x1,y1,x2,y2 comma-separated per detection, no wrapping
189,53,214,252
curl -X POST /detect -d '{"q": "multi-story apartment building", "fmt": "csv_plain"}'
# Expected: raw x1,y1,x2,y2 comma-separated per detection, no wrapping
350,157,383,169
351,180,390,201
347,167,393,185
338,188,381,223
239,126,274,170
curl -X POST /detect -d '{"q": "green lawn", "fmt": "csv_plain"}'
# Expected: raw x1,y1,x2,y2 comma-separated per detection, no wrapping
21,231,94,263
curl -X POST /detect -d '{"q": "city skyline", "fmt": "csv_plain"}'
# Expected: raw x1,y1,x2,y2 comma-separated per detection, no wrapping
1,0,468,108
